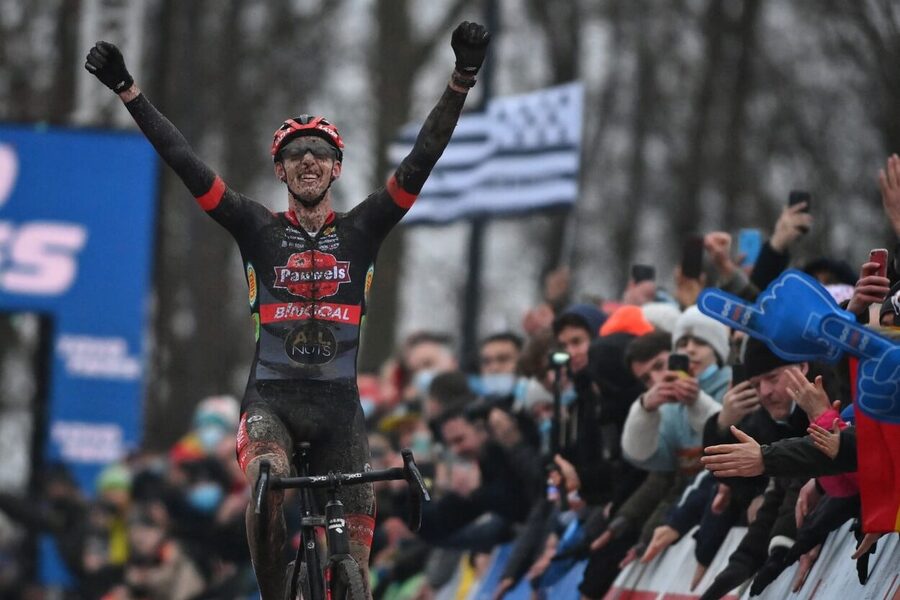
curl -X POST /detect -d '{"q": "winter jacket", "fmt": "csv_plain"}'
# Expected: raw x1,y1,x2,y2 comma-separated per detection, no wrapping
419,441,542,543
702,403,810,504
760,426,857,477
661,469,748,567
622,366,731,473
749,241,790,292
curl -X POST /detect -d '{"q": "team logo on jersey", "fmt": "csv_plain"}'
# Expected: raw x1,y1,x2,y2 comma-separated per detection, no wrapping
273,251,350,298
247,263,258,307
364,265,374,303
284,321,337,366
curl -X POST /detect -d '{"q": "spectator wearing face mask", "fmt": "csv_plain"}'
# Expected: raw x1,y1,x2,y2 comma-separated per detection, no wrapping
621,306,731,475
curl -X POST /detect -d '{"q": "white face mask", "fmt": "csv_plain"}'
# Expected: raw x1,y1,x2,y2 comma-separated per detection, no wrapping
197,425,225,452
360,398,375,419
410,431,433,461
414,370,437,396
479,373,517,397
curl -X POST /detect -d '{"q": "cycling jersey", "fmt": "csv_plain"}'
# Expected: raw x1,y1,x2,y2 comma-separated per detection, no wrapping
124,84,467,394
198,174,409,384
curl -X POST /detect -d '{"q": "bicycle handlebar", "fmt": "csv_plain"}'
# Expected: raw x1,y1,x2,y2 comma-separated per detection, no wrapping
254,448,430,532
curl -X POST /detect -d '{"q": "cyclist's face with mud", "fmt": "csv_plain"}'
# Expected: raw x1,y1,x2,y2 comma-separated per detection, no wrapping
275,137,342,208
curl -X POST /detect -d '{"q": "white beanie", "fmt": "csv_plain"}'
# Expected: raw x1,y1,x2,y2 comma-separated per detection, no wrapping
671,305,730,363
641,302,683,334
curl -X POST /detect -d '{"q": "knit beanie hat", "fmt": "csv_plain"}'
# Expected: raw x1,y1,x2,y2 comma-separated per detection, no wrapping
97,463,132,493
193,395,240,431
742,337,793,379
600,305,654,337
553,303,608,339
671,305,730,363
640,302,683,334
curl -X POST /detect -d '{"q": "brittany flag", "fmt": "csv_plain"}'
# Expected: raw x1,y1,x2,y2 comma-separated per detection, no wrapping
389,82,583,224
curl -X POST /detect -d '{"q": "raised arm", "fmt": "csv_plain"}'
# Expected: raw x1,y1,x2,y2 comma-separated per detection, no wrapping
388,21,490,205
85,42,219,201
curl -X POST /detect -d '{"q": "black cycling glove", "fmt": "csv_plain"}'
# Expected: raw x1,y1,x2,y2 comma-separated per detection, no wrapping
451,21,490,78
85,41,134,93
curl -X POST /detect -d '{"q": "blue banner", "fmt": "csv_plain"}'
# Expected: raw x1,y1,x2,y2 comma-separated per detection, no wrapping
0,125,157,492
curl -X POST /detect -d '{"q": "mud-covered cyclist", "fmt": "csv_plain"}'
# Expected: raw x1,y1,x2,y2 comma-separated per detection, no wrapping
85,21,489,600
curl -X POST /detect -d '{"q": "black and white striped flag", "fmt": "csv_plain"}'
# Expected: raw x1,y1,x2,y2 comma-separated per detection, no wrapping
389,82,583,224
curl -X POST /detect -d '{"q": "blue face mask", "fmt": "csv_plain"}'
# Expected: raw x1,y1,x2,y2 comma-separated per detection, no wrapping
197,425,225,453
479,374,517,397
561,387,577,406
411,431,432,461
360,398,375,419
414,370,436,396
539,418,553,436
698,363,719,383
188,483,223,514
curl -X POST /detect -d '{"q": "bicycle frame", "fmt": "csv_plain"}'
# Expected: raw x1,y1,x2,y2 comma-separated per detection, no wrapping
255,445,428,600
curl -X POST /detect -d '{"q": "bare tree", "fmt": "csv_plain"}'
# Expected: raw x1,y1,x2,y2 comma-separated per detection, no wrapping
359,0,474,371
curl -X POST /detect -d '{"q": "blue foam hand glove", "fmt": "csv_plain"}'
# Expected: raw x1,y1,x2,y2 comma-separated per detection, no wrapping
697,270,854,363
819,315,900,424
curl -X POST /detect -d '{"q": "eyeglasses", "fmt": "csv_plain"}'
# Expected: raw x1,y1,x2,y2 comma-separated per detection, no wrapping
280,136,339,161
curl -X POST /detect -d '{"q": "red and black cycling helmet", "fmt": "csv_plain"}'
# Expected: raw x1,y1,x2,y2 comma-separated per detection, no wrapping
271,115,344,162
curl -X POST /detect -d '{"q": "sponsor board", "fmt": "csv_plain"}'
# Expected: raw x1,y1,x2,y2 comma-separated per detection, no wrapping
0,125,157,498
56,334,142,380
50,421,124,463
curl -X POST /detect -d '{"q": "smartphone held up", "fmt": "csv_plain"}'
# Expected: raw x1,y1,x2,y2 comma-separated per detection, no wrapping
869,248,888,279
667,353,690,377
680,235,705,280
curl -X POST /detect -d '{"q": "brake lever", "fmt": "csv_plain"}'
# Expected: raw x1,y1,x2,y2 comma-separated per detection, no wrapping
401,449,430,501
255,460,270,515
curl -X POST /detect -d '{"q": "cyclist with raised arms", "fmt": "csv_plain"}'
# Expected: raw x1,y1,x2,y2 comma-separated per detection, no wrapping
85,22,489,599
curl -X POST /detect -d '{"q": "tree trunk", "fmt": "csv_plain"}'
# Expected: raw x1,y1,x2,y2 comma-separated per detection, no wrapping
674,0,727,239
359,0,472,370
720,0,763,231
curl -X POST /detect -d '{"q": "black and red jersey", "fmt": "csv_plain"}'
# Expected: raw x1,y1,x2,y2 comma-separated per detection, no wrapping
123,82,467,395
197,175,415,383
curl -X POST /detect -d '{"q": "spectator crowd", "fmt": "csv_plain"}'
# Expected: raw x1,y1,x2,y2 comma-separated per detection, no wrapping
5,157,900,599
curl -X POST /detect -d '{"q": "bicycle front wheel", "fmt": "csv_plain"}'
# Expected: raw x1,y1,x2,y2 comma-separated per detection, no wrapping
330,557,367,600
284,560,312,600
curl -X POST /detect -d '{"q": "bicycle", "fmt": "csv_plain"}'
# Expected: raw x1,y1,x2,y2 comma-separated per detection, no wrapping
254,443,430,600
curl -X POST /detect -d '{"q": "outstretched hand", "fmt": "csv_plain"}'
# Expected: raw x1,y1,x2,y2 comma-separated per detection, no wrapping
85,41,134,93
701,426,764,478
451,21,490,78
